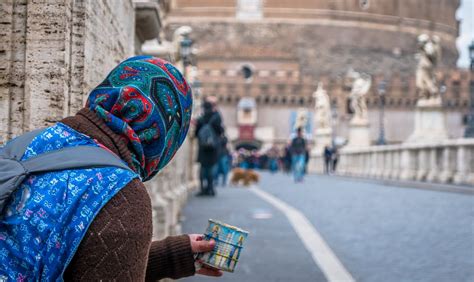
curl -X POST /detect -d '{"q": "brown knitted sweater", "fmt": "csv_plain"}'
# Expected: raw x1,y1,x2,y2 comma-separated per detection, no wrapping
61,108,195,281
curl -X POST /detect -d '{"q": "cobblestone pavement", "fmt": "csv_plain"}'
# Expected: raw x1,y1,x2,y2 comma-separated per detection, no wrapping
181,172,474,282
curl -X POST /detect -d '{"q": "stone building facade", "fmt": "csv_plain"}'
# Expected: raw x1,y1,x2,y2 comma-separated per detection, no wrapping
196,58,470,145
0,0,194,240
164,0,467,146
167,0,459,76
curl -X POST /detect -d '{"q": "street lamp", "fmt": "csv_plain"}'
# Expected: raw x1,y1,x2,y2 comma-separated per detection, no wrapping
177,29,196,182
376,79,387,145
469,40,474,71
179,36,193,78
464,41,474,137
331,102,338,147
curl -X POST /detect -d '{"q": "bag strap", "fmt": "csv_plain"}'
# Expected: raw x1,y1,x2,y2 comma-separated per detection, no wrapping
1,128,133,173
0,129,135,217
0,128,44,159
21,145,132,173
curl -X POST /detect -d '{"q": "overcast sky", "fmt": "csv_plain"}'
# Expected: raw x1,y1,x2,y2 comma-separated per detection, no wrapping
457,0,474,68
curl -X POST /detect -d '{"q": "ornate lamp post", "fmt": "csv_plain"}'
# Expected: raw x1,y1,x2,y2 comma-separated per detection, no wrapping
376,79,387,145
464,41,474,138
331,102,338,146
179,36,193,78
178,32,196,182
470,41,474,71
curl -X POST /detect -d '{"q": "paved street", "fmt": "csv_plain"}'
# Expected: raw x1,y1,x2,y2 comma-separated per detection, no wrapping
181,172,474,282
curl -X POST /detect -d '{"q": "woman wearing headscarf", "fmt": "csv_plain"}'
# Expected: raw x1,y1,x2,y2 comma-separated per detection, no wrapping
0,56,221,280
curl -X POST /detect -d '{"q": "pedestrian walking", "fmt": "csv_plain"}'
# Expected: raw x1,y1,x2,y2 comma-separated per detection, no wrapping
331,147,340,173
0,56,221,280
304,148,310,174
215,136,230,186
268,146,279,173
324,146,333,174
283,144,292,173
195,101,224,196
290,128,307,182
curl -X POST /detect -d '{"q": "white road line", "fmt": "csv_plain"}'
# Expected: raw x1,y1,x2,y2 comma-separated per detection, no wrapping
251,187,355,282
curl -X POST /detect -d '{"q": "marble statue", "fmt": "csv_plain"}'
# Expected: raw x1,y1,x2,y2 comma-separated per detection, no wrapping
406,34,447,143
347,70,372,124
311,82,333,151
313,82,331,130
345,70,372,147
416,34,442,105
294,108,309,131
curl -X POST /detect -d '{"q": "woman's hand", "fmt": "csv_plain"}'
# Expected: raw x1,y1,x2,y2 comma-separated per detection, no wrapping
189,234,223,277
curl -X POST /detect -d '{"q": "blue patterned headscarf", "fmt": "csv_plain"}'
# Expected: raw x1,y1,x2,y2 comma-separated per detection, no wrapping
86,56,192,181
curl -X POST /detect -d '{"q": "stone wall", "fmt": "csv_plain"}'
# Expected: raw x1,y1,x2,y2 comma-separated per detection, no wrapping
167,0,460,78
0,0,135,143
166,21,458,79
198,66,470,144
164,0,466,146
173,0,460,30
0,0,195,241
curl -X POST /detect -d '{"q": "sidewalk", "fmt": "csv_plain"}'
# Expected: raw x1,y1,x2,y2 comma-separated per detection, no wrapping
181,172,474,282
181,184,324,282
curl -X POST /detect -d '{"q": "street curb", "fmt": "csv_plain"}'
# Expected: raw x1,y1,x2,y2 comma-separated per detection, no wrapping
312,174,474,195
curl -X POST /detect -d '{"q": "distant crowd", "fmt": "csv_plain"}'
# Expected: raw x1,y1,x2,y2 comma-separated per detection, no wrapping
194,96,340,196
232,128,310,182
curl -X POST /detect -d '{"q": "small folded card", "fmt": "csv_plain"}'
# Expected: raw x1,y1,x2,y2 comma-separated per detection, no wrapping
195,219,249,272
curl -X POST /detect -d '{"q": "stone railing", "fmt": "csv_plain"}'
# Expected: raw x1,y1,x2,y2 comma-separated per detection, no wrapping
308,139,474,186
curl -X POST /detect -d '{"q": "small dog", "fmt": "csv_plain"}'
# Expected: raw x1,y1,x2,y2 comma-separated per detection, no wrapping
230,168,260,186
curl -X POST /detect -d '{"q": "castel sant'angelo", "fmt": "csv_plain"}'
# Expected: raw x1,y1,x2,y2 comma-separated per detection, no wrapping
164,0,470,148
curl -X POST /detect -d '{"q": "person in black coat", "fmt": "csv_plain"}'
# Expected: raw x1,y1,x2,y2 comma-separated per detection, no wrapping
195,101,224,196
215,135,230,186
331,147,339,173
323,146,333,175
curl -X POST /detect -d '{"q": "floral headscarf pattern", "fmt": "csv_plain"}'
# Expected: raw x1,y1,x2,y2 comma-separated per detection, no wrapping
86,56,192,181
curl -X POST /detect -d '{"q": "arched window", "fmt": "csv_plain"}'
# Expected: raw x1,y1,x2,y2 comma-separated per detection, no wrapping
264,96,270,104
241,65,254,82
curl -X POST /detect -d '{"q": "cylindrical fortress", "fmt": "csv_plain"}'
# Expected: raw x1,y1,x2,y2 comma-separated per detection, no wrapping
166,0,460,78
163,0,467,144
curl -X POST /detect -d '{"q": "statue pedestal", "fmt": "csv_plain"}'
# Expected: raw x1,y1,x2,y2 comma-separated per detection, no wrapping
347,119,371,148
406,98,448,143
312,128,332,154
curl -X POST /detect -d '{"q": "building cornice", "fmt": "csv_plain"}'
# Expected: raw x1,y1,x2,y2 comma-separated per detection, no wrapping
135,1,163,42
166,8,458,44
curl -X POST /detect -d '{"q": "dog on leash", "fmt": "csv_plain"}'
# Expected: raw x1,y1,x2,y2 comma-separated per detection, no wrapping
230,168,260,186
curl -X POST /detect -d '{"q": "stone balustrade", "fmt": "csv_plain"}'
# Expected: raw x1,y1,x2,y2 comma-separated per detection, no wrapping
308,139,474,186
